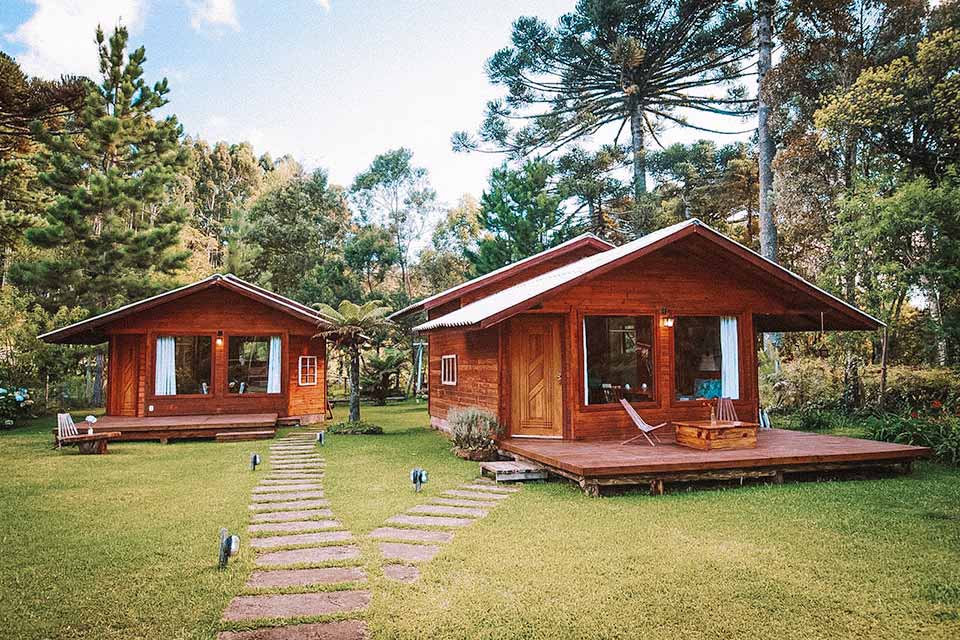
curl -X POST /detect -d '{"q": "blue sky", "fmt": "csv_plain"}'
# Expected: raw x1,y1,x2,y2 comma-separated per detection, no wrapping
1,1,750,209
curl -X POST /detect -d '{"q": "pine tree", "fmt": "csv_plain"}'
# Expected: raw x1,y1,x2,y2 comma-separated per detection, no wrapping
10,26,189,313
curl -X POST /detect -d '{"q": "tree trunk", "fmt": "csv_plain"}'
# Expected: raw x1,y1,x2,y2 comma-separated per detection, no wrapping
630,100,647,201
757,0,777,263
349,343,361,423
879,325,889,405
928,288,947,366
92,350,104,407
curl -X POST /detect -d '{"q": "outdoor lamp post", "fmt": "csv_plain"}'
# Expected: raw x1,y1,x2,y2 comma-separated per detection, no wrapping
410,467,428,492
218,527,240,570
317,431,325,446
250,453,261,471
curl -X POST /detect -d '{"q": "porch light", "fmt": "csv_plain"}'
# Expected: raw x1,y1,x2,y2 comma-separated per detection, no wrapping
660,308,674,328
216,330,224,347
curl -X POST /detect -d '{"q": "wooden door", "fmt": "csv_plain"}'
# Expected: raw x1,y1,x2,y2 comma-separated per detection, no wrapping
510,315,563,437
112,334,140,416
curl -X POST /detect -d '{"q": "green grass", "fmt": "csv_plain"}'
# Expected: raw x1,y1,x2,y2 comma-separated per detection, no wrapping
3,401,959,639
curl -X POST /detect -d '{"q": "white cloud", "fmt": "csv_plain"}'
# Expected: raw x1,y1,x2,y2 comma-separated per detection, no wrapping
5,0,147,79
315,0,331,10
187,0,239,32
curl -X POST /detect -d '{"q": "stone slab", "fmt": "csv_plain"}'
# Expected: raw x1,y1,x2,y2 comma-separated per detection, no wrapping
443,489,509,501
431,497,498,508
386,514,474,528
251,509,334,522
265,473,325,479
460,483,519,493
409,504,487,518
250,499,330,511
270,465,325,471
251,531,353,549
254,483,323,492
368,527,454,544
379,542,441,562
217,620,367,640
382,564,420,583
245,567,367,589
221,591,369,621
251,491,325,502
256,545,361,567
249,520,342,534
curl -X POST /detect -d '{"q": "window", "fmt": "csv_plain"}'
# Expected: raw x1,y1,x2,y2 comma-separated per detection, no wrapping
674,316,739,400
298,356,318,386
440,354,457,385
583,316,655,405
228,335,282,394
155,335,212,396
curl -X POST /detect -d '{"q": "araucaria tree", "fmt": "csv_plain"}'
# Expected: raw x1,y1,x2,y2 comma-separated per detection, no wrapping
453,0,755,216
10,26,189,312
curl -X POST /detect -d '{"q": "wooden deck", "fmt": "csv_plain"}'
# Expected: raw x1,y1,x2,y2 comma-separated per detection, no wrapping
87,413,279,443
499,429,931,495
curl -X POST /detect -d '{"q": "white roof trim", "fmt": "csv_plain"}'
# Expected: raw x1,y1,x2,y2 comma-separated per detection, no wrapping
414,219,883,331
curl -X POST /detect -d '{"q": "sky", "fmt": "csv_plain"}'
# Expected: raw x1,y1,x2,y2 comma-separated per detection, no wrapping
0,0,752,210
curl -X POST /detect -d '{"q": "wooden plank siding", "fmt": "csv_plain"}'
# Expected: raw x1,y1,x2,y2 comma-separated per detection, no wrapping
427,328,500,431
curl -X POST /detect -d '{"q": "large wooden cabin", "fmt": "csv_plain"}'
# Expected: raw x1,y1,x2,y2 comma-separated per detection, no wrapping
393,219,929,493
41,274,329,441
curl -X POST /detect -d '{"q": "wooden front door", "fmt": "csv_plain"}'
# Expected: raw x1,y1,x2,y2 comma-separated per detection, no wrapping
510,315,563,437
112,334,140,416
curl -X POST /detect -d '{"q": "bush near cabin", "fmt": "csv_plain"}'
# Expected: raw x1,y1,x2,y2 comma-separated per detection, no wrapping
0,387,33,428
450,407,502,461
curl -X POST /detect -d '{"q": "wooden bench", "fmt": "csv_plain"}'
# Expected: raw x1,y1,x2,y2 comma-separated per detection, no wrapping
56,414,121,454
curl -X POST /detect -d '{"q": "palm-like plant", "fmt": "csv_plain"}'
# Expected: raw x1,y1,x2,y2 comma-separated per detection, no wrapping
314,300,393,423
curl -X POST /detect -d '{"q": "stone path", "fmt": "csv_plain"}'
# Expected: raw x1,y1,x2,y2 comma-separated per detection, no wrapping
219,432,368,640
369,477,521,583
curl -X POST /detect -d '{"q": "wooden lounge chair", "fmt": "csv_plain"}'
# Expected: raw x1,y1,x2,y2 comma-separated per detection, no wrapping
619,399,669,446
56,414,121,455
717,397,738,422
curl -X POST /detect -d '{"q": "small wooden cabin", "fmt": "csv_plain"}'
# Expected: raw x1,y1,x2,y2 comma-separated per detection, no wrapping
41,275,329,437
393,219,882,441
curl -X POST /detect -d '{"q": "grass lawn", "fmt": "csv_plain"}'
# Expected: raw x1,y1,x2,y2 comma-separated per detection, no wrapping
2,401,959,639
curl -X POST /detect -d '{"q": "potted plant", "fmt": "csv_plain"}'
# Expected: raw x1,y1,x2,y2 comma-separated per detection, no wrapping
449,407,503,461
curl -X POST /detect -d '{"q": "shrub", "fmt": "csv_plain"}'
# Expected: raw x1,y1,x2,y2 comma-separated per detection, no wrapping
863,366,960,416
326,421,384,435
0,386,34,428
449,407,502,452
863,413,960,466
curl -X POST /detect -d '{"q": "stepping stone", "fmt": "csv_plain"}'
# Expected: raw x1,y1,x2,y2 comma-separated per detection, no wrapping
443,489,510,501
245,567,366,589
250,499,330,511
259,477,324,484
368,527,453,544
460,483,519,493
253,483,323,492
271,465,325,471
251,509,334,522
269,448,315,453
379,542,441,563
217,620,368,640
266,471,324,477
249,520,342,533
387,514,474,528
256,545,361,567
221,591,369,621
251,531,353,549
431,497,499,508
271,458,323,464
409,504,487,518
251,490,325,502
382,564,420,583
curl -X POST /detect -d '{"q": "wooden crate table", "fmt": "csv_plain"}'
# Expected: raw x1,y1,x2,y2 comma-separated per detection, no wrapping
673,420,759,451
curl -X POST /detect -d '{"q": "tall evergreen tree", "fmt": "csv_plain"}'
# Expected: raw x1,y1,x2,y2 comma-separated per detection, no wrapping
10,26,189,313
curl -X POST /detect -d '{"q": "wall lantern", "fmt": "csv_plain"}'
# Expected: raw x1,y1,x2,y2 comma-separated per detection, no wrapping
216,330,224,347
660,308,674,328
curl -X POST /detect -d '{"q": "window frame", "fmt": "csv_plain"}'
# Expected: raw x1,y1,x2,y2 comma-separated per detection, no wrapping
581,313,657,410
669,313,743,406
225,333,285,397
440,354,458,386
148,331,215,399
298,355,318,386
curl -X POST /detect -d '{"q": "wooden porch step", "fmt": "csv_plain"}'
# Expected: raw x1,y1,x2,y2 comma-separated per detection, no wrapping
480,460,548,482
216,430,276,442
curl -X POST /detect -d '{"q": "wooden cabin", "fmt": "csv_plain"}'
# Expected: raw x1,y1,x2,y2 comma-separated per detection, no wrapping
41,274,329,441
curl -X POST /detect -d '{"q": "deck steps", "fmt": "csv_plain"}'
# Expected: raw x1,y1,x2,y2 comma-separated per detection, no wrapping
480,460,548,482
215,430,276,442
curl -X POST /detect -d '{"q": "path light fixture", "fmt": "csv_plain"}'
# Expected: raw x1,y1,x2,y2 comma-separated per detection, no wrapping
410,467,428,492
317,431,325,446
218,527,240,570
250,453,261,471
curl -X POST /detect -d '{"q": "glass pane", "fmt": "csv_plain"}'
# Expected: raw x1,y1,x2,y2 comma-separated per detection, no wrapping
674,316,722,400
584,316,654,405
173,336,212,395
228,336,270,394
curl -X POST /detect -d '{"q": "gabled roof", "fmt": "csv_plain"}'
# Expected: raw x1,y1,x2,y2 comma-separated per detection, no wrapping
414,219,883,332
40,274,333,344
390,232,613,320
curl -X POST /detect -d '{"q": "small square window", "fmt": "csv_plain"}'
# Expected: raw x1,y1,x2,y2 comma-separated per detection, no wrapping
298,355,318,386
441,354,457,386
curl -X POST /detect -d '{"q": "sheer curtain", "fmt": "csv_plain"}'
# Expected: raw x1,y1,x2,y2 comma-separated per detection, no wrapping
720,317,739,399
155,336,177,396
267,336,282,393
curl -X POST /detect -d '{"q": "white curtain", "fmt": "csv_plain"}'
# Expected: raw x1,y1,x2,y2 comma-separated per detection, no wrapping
720,316,739,399
267,336,282,394
155,336,177,396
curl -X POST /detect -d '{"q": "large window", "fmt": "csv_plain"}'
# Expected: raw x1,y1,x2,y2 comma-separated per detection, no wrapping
584,316,654,405
228,335,282,394
155,335,211,396
674,316,739,400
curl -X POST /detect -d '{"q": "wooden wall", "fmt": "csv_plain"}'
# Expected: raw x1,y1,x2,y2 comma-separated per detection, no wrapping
427,327,500,431
287,335,327,422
